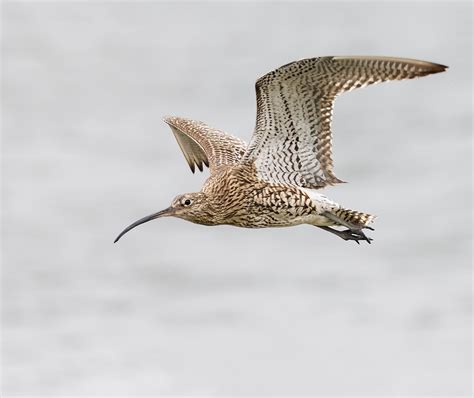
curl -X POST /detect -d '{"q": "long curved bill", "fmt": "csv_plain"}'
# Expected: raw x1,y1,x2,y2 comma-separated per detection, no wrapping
114,207,174,243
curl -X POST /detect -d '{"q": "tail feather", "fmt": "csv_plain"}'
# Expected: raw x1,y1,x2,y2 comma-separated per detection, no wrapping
329,207,376,229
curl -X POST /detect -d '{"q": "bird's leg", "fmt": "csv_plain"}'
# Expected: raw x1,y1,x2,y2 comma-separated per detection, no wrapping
317,226,373,244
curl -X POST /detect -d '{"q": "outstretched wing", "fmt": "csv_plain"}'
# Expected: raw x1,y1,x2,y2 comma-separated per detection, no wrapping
164,116,247,173
243,56,447,189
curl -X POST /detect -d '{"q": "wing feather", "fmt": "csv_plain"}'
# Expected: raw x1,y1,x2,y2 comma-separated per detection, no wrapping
243,56,447,189
164,116,247,173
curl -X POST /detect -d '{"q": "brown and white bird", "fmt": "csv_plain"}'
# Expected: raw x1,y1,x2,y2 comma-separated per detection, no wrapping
115,56,447,244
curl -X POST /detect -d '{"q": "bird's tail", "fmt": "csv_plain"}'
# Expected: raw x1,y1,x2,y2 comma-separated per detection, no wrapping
325,207,376,229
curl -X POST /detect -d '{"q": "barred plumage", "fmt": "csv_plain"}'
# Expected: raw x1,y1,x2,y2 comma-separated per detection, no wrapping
164,116,247,173
244,56,447,189
115,56,447,244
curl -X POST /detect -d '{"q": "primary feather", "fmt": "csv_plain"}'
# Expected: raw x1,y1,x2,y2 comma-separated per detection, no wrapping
243,56,447,188
164,116,247,173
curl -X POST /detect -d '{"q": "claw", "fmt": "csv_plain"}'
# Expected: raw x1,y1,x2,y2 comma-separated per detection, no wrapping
317,226,374,244
352,229,372,244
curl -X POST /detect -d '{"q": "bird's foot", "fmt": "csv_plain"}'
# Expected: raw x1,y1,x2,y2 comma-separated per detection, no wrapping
342,228,373,244
318,226,373,244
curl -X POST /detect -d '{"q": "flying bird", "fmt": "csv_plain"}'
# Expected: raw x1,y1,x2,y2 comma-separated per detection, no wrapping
115,56,447,244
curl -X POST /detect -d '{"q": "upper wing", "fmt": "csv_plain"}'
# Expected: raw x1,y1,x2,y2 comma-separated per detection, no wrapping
164,116,247,174
243,56,447,189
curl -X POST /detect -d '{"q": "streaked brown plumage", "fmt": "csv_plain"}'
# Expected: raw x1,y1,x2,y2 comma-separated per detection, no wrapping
115,56,447,244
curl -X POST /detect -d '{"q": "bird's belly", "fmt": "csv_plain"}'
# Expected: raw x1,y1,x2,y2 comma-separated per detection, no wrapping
226,209,332,228
265,213,333,228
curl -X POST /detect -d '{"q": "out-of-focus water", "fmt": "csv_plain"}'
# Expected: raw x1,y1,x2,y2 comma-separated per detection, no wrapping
2,1,472,396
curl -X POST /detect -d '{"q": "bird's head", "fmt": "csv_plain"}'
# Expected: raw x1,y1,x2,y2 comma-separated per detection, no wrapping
114,192,214,243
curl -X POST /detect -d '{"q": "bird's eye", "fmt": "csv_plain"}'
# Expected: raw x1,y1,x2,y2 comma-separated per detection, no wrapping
183,199,192,206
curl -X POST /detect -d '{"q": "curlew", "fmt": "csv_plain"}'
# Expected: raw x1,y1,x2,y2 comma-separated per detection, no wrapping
115,56,447,244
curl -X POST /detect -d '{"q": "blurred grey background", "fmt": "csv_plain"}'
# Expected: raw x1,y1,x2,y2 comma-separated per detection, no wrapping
2,1,472,396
